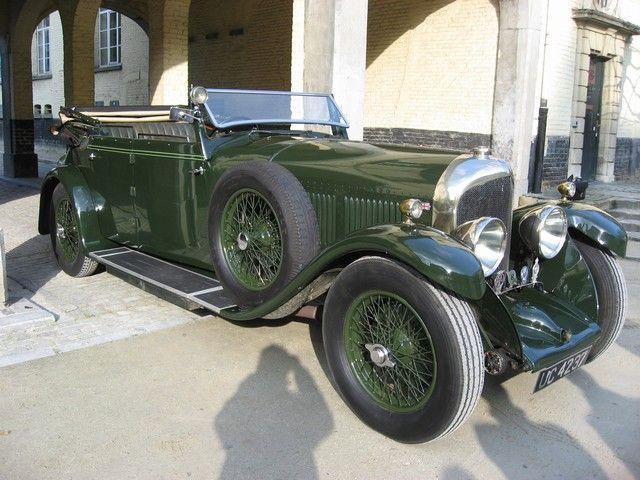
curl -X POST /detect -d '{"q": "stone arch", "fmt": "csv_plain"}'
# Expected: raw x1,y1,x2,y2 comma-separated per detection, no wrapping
100,0,149,34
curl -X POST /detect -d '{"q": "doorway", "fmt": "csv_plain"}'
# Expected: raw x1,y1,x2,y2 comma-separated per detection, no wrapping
581,56,606,180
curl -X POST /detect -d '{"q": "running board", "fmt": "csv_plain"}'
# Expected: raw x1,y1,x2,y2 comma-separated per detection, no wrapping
89,247,236,314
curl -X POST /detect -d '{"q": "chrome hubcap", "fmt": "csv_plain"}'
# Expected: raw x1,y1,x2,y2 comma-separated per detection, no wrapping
364,343,395,368
56,223,66,239
237,232,249,251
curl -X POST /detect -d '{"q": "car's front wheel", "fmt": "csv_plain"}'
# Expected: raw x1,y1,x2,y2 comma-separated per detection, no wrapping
49,183,99,277
322,257,484,443
572,235,627,362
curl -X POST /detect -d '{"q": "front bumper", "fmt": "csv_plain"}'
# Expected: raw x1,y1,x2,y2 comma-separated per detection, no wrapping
499,286,601,372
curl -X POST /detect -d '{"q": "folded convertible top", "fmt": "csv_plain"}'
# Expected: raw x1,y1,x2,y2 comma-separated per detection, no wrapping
59,105,173,124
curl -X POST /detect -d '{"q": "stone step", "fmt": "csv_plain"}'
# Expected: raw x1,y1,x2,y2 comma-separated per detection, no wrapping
599,199,640,211
620,219,640,232
628,231,640,243
609,208,640,222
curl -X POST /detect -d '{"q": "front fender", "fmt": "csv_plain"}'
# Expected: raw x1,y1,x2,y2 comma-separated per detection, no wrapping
39,165,113,252
221,224,486,321
562,202,627,257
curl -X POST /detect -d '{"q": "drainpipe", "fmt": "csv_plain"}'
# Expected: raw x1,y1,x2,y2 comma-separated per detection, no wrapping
530,99,548,193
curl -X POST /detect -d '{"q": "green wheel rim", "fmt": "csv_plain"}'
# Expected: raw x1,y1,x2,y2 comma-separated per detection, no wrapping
54,198,80,263
344,291,437,413
221,188,283,290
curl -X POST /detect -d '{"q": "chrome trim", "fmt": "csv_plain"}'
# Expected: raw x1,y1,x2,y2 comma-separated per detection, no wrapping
432,152,513,233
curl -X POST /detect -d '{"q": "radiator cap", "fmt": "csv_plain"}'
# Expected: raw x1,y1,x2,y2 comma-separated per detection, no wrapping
473,146,491,159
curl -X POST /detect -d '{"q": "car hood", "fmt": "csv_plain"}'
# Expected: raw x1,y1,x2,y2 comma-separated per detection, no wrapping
217,135,460,201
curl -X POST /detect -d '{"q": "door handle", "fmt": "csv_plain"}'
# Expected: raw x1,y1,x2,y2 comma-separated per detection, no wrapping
89,153,97,160
189,166,205,176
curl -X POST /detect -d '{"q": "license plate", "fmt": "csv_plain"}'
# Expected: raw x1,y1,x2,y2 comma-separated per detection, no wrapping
534,347,591,392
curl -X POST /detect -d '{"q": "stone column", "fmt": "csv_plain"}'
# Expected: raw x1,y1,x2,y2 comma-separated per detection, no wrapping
59,0,102,107
1,33,38,178
291,0,368,140
491,0,545,198
148,0,190,105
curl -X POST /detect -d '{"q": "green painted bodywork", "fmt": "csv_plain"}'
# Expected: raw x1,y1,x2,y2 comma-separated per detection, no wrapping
38,120,628,373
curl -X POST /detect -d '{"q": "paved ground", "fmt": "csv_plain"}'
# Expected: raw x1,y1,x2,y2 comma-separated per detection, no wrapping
0,178,639,479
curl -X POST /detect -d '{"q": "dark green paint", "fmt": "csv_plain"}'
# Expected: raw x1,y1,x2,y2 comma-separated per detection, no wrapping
499,286,601,371
38,121,628,375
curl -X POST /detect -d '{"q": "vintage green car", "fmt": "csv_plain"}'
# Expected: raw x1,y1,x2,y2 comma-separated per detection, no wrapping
39,88,628,443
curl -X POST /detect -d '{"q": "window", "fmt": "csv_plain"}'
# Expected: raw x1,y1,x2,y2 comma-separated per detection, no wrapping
34,104,42,117
36,16,51,75
98,9,121,67
109,100,120,107
44,104,52,117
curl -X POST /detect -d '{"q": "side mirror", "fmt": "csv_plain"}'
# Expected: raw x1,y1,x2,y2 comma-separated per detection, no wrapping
170,106,198,123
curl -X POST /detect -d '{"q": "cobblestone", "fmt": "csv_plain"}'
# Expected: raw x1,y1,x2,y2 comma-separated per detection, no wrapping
0,179,206,367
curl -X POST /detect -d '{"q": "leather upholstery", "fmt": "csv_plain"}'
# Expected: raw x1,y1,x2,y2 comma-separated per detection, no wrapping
98,122,195,142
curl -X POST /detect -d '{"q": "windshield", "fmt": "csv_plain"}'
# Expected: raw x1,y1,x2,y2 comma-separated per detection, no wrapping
202,89,349,130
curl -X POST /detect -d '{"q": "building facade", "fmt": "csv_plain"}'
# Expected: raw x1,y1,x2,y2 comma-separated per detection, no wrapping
3,0,640,191
30,8,149,116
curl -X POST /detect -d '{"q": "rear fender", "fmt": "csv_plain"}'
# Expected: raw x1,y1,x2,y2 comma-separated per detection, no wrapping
38,165,113,252
221,224,486,321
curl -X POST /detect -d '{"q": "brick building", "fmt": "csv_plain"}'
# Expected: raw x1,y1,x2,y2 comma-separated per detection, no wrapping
2,0,640,195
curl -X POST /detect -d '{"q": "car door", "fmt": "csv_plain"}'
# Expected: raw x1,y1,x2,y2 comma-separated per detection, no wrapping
84,131,137,245
131,130,210,268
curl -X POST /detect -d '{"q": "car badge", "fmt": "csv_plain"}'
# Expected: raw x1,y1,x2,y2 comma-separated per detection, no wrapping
507,270,518,288
520,265,530,284
531,258,540,284
493,270,506,293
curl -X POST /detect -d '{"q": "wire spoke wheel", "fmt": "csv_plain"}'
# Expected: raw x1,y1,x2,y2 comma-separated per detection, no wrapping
54,198,80,263
344,291,437,413
221,189,283,290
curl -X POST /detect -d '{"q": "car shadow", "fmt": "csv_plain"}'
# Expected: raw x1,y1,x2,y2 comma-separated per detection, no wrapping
214,345,333,480
475,376,607,479
4,234,61,303
0,179,39,206
568,369,640,476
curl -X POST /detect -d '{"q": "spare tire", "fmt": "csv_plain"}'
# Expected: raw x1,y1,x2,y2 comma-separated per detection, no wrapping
209,161,320,307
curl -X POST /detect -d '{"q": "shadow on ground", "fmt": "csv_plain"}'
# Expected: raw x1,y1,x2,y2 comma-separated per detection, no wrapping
5,234,60,303
475,376,607,479
569,369,640,476
214,345,333,480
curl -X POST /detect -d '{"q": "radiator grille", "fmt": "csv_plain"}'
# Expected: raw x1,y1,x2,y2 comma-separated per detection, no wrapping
457,176,513,229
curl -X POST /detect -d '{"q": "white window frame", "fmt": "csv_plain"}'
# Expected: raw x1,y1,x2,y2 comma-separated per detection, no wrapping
98,9,121,68
36,16,51,75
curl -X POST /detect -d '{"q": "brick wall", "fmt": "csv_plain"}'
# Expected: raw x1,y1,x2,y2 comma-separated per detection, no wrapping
188,0,293,90
541,136,570,184
364,127,489,152
364,0,499,139
94,15,149,106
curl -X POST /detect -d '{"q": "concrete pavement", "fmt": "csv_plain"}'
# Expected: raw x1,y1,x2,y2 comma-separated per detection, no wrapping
0,179,639,479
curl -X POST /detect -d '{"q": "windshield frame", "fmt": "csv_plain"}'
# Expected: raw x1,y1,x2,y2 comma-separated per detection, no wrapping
202,89,350,130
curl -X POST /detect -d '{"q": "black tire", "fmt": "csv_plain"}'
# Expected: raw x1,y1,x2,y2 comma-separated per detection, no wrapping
322,257,484,443
49,183,99,277
209,161,320,307
572,236,627,361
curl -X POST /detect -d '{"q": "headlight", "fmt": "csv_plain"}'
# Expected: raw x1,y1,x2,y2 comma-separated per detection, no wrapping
519,206,568,259
190,86,209,105
453,217,507,276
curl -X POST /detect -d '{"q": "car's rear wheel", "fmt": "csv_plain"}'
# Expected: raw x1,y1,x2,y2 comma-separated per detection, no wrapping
572,235,627,362
49,183,99,277
322,257,484,443
209,161,320,307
